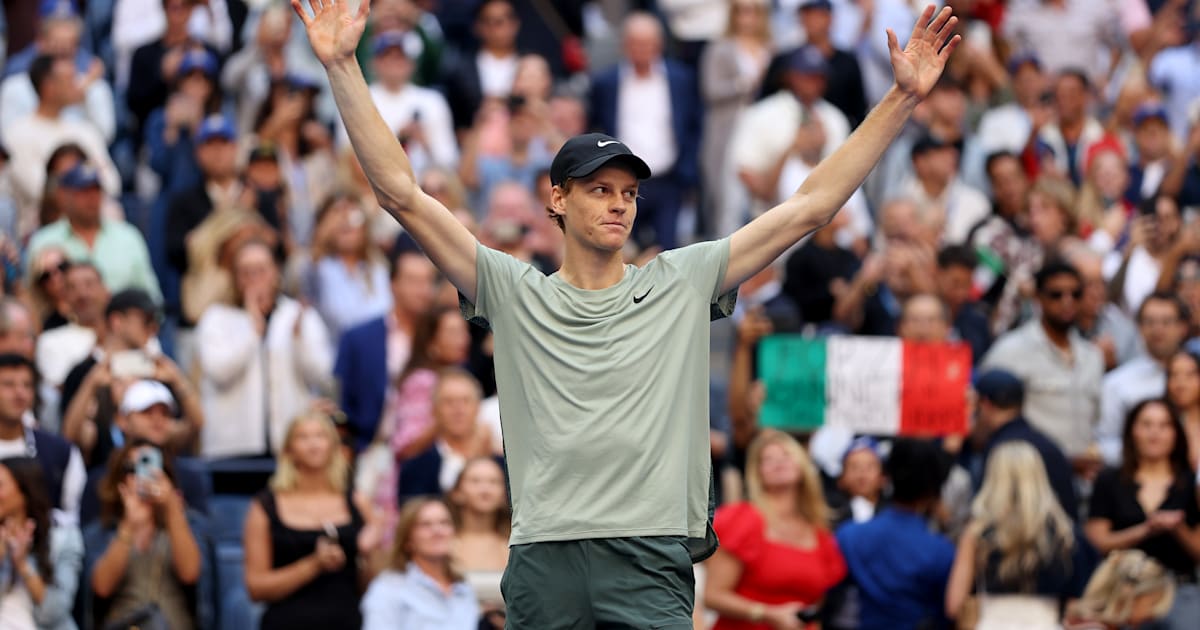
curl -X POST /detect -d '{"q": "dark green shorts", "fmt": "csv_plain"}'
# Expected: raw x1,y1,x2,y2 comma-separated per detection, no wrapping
501,536,696,630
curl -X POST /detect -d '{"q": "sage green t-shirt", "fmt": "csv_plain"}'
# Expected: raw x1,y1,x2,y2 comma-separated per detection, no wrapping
463,239,735,546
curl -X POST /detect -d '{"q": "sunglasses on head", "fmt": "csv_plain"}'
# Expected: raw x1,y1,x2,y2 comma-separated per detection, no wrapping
37,261,70,284
1043,288,1083,300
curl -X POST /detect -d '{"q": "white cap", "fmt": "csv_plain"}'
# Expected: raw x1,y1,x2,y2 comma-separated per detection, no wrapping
120,380,177,415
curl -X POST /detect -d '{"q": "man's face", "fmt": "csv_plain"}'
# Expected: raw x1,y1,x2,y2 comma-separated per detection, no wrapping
109,309,157,351
1074,257,1106,320
62,185,103,225
1054,74,1089,122
391,253,437,317
434,377,481,441
914,146,958,185
119,404,173,447
786,71,827,104
233,245,280,304
1012,62,1046,106
1037,272,1083,332
65,267,107,323
43,57,81,106
0,367,33,426
897,295,950,342
623,20,662,69
475,1,518,50
1135,118,1171,163
937,264,973,313
0,306,35,360
839,449,884,500
798,7,832,43
1139,299,1188,362
196,138,238,180
987,155,1028,217
553,166,639,254
38,21,82,58
163,0,195,29
373,48,414,88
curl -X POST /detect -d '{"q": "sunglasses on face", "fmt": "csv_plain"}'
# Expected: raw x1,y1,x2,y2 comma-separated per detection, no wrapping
1043,288,1083,301
37,261,70,284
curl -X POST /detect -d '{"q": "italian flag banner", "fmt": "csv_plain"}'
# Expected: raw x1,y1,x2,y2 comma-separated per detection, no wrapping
756,335,972,436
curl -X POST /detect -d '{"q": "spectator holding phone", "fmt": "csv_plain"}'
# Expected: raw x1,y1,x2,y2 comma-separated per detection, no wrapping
1085,399,1200,629
89,441,202,630
244,411,381,630
61,289,203,467
0,457,82,630
360,497,478,630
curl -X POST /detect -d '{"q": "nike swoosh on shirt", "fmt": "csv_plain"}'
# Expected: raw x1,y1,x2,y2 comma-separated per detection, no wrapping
597,140,619,147
633,287,653,303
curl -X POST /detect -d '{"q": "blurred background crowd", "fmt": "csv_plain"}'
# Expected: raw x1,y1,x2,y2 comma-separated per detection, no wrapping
2,0,1200,628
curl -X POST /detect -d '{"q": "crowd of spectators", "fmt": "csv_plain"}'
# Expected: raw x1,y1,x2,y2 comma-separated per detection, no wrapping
2,0,1200,628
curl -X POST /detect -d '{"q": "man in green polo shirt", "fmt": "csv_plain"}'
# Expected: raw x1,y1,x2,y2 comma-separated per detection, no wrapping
293,0,960,626
25,162,161,303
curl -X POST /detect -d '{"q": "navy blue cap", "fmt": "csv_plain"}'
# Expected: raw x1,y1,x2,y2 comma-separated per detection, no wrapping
549,133,652,186
1006,51,1041,75
178,48,218,78
1133,102,1169,127
39,0,78,19
196,114,236,143
58,162,101,189
285,72,322,91
372,30,423,58
785,45,829,76
843,436,883,463
798,0,833,11
974,369,1025,409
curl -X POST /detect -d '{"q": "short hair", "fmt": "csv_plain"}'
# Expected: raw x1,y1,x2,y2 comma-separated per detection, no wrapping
984,151,1021,179
1034,259,1081,293
937,245,977,271
1056,68,1091,91
64,260,102,282
433,367,483,403
1137,291,1190,325
473,0,515,22
29,55,60,98
0,353,36,377
0,299,32,336
886,438,951,504
388,248,428,281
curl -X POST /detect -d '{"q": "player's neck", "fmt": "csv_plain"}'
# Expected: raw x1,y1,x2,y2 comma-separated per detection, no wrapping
557,242,626,291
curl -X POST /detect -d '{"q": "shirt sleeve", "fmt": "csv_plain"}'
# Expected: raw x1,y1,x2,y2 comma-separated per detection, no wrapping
712,502,763,564
460,243,533,327
657,237,737,320
1087,468,1119,523
361,576,412,630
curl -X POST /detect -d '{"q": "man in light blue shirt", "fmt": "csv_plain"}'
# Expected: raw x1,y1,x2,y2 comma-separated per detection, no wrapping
25,163,162,303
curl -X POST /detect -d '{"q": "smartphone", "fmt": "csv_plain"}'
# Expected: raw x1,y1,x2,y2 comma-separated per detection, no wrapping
796,605,821,623
322,521,339,542
135,446,162,483
110,350,156,379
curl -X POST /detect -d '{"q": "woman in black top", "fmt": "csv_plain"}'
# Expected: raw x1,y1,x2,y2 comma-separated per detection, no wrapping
1085,398,1200,630
244,411,382,629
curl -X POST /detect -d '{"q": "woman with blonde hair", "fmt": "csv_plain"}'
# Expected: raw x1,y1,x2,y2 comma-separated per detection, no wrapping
705,429,846,629
945,442,1094,628
360,497,479,629
1063,549,1175,629
448,457,510,627
244,411,382,630
1028,176,1082,256
304,192,392,339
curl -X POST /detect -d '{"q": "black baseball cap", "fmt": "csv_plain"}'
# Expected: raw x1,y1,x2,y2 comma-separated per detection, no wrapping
105,288,160,320
549,133,652,186
974,369,1025,409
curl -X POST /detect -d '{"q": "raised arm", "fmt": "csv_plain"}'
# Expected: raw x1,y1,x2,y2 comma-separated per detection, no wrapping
722,5,960,293
291,0,479,302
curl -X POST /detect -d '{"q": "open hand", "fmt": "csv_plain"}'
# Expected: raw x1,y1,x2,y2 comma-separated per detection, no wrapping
4,518,35,566
291,0,370,68
888,5,960,100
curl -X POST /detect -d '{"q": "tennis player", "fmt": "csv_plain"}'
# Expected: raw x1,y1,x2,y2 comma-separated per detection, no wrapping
292,1,959,627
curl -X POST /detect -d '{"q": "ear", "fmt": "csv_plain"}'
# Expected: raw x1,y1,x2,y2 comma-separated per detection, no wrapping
549,185,567,219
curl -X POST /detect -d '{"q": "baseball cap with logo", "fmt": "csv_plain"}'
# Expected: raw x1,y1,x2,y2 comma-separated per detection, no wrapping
196,114,236,143
785,45,829,76
549,133,652,186
58,162,102,189
178,48,218,78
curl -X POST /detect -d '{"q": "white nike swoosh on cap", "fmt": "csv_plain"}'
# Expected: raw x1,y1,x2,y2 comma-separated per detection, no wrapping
597,140,619,147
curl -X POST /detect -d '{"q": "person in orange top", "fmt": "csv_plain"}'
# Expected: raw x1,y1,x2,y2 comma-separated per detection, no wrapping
705,429,847,630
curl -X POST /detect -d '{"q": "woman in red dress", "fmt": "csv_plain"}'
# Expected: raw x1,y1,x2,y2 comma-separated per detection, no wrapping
705,429,847,630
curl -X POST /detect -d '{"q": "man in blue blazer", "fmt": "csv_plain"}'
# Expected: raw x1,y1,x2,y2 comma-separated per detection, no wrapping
334,250,438,451
588,12,702,250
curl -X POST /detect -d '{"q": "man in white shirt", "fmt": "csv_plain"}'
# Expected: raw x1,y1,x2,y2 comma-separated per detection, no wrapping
338,30,457,172
445,0,520,131
1097,293,1190,465
2,55,120,223
0,4,114,143
968,54,1049,187
731,45,850,217
899,135,990,246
